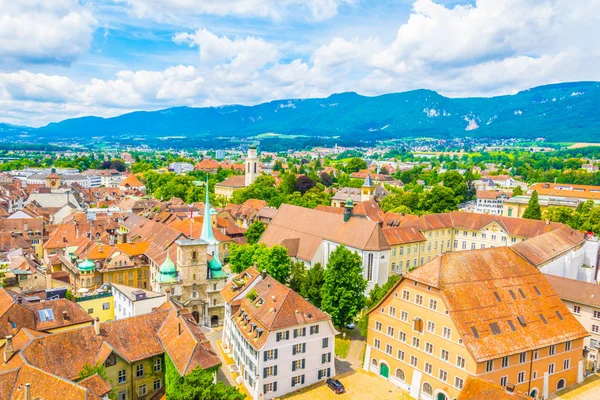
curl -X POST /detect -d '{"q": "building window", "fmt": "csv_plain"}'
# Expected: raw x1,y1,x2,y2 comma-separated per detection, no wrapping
292,359,305,371
426,321,435,333
519,352,527,364
486,360,494,372
455,377,464,389
153,379,162,391
565,341,572,351
415,294,423,305
501,356,509,368
396,369,406,381
138,385,147,396
398,349,405,361
457,356,466,369
102,302,110,310
291,375,305,387
367,254,374,282
386,344,393,355
387,326,394,337
136,364,144,377
374,339,381,349
594,311,600,319
593,325,599,333
549,363,555,374
549,345,556,356
412,337,420,348
322,338,329,348
429,299,437,311
413,318,424,333
389,307,396,318
276,331,290,341
424,362,432,375
402,290,410,301
518,371,525,383
425,342,434,354
401,311,408,322
399,331,406,342
294,327,306,338
422,382,433,396
410,356,418,367
573,305,581,314
293,343,305,355
500,376,508,387
440,349,449,361
118,370,126,384
263,382,275,393
443,327,451,340
564,359,570,370
375,321,382,331
439,369,448,382
153,358,162,372
321,353,332,364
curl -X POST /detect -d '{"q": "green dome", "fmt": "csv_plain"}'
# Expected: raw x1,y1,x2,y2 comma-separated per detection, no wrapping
78,259,95,272
345,196,354,207
158,253,178,283
208,256,222,271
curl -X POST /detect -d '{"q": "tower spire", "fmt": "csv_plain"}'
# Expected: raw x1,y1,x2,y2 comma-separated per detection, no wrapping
200,177,217,244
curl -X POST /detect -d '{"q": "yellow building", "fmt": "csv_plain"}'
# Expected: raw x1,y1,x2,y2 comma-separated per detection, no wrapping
75,291,114,322
365,247,588,400
383,226,426,275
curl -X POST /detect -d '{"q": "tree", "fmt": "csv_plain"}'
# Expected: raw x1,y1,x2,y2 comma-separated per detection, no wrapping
260,245,291,284
301,263,324,308
421,186,458,213
319,171,333,187
295,175,316,194
512,186,524,196
279,173,297,196
228,244,258,273
345,158,367,173
440,170,467,201
522,190,542,220
168,366,246,400
78,363,109,382
244,220,266,245
321,246,367,330
365,275,401,308
288,261,306,293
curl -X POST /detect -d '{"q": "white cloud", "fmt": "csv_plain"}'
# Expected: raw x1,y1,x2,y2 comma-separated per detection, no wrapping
0,0,96,65
119,0,352,21
2,0,600,126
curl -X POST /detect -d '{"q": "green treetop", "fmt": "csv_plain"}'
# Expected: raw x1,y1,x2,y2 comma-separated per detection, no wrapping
522,190,542,220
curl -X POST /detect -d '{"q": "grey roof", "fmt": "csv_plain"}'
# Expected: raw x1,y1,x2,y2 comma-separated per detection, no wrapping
331,187,361,201
110,282,165,302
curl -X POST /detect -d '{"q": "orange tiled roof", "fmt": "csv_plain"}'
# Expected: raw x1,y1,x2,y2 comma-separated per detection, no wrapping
216,175,246,188
511,226,585,266
382,226,426,245
78,373,112,398
529,182,600,200
119,173,144,188
544,274,600,308
115,241,150,256
220,267,261,304
458,376,531,400
379,247,589,362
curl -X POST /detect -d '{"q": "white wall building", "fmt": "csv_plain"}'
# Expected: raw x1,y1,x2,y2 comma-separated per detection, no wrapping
221,268,337,400
474,190,510,215
105,282,166,320
169,162,194,174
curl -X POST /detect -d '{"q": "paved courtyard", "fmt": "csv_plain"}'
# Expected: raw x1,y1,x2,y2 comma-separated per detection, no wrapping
278,369,412,400
552,374,600,400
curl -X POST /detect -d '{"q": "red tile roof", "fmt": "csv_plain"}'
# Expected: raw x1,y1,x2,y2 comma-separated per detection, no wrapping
458,376,531,400
511,226,585,266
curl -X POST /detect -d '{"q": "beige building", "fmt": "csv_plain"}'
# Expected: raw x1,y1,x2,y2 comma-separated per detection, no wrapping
365,247,588,400
545,274,600,370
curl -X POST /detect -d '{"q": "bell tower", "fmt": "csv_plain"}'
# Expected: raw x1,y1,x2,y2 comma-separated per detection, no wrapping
245,146,259,187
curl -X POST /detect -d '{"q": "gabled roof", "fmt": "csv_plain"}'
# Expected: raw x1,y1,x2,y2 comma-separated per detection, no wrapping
215,175,246,188
544,274,600,308
79,373,112,398
458,376,531,400
119,173,144,188
382,226,426,245
382,248,588,362
511,226,585,266
220,266,261,304
261,204,388,261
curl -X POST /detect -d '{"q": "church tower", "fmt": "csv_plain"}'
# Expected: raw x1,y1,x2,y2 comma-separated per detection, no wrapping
361,174,375,202
46,168,61,189
245,145,259,187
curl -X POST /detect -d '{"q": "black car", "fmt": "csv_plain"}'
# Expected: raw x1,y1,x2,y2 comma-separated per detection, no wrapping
326,378,345,394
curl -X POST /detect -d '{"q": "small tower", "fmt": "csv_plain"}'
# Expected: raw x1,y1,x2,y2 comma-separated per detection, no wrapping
46,168,61,189
245,146,259,187
344,196,354,223
361,174,375,202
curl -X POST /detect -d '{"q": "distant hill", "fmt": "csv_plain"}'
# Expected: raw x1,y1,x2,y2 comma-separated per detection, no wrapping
5,81,600,145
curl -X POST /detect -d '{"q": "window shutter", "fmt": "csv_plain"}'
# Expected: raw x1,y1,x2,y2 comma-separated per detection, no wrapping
263,384,267,394
274,349,278,359
318,370,322,379
292,361,296,371
273,382,277,392
264,352,268,361
294,329,297,338
302,343,306,353
327,368,331,377
292,378,295,387
293,346,297,356
286,331,289,340
274,365,277,376
276,334,280,342
328,353,331,362
301,375,305,384
302,327,306,336
302,359,305,369
263,368,267,378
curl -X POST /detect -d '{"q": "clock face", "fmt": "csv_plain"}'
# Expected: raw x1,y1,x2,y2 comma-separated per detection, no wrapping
51,180,56,187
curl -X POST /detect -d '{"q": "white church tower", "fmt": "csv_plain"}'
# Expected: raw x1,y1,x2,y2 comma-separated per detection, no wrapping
245,145,259,186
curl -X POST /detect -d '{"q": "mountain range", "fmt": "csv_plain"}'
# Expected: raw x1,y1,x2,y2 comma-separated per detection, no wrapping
3,81,600,147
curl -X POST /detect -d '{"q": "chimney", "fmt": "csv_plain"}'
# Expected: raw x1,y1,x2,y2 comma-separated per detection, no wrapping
15,297,22,305
178,322,182,336
261,270,267,280
94,317,100,335
4,335,14,363
24,383,31,400
545,219,550,225
62,310,69,321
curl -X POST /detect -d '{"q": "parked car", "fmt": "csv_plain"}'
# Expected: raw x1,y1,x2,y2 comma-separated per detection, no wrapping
326,378,345,394
345,322,355,329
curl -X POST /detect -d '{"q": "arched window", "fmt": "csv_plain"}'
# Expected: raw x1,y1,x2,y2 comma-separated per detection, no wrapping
422,382,433,396
413,317,424,333
557,379,566,391
371,358,378,367
395,368,405,381
367,253,374,281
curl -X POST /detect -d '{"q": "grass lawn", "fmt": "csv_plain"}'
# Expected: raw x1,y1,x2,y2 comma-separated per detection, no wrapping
335,335,351,359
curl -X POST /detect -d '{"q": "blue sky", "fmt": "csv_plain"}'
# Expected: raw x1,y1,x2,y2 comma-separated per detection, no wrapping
0,0,598,126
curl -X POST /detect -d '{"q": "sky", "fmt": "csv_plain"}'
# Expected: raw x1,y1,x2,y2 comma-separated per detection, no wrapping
0,0,599,127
